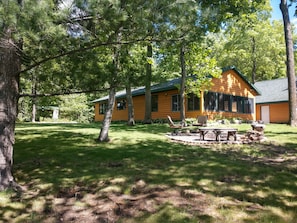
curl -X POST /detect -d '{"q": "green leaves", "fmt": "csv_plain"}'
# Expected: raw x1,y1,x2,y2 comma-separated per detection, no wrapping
185,41,221,95
0,0,20,30
215,14,287,82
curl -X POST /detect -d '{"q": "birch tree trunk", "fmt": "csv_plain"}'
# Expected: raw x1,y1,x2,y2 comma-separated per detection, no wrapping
280,0,297,126
97,87,116,142
97,28,121,141
0,33,21,190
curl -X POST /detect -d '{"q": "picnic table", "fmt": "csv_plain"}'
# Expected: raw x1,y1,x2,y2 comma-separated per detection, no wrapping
198,127,238,141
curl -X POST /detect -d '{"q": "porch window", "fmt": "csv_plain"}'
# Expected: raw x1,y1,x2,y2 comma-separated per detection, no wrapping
172,94,180,111
204,92,217,111
236,97,254,114
236,97,244,113
232,97,237,112
187,93,200,111
218,93,231,112
152,95,158,112
244,98,254,113
99,103,107,114
224,95,231,111
204,92,254,114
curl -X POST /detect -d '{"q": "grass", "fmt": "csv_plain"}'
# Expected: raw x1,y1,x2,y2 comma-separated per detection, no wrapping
0,122,297,222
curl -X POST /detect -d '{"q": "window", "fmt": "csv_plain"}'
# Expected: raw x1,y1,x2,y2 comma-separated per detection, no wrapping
99,103,107,114
218,93,231,112
172,94,180,111
187,93,200,111
218,93,224,111
117,99,126,110
204,92,217,111
152,95,158,112
244,98,253,113
236,97,244,113
204,92,254,114
223,95,231,111
232,96,237,112
236,96,254,114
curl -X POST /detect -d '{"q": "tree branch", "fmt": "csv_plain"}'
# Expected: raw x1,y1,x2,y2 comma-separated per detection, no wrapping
20,38,148,74
19,88,110,98
20,35,188,74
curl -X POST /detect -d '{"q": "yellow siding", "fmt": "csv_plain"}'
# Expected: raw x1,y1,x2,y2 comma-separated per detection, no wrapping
133,95,145,120
155,89,180,120
94,103,101,121
94,69,258,122
256,102,289,123
211,70,256,98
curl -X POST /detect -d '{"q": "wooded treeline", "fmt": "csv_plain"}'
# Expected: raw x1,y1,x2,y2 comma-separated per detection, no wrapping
0,0,296,189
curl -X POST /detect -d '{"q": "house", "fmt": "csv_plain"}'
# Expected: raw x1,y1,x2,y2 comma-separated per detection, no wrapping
254,77,291,124
92,66,260,122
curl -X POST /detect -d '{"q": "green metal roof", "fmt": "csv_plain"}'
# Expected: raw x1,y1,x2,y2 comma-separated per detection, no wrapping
91,78,181,103
91,66,260,103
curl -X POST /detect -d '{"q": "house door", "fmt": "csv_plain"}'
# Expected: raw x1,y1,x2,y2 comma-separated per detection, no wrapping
261,105,270,123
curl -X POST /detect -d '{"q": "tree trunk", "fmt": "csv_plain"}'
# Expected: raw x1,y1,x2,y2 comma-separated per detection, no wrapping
0,35,21,190
97,29,121,141
280,0,297,126
143,44,152,124
126,82,135,126
31,73,37,122
251,36,256,84
180,43,186,126
32,102,36,123
97,86,116,142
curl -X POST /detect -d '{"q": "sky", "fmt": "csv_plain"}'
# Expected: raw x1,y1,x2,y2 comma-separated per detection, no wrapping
270,0,296,23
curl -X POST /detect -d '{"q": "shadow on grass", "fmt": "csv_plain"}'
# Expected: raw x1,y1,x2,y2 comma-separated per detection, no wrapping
1,123,296,222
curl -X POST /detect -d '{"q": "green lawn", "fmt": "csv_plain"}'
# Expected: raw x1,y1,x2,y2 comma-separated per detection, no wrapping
1,122,297,223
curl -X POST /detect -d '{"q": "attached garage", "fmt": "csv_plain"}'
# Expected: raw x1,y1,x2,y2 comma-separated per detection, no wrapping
255,78,291,124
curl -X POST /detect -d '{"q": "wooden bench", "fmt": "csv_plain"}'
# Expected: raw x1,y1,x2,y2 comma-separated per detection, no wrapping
199,127,238,141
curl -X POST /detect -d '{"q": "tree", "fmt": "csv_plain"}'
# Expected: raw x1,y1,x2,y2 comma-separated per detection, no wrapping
143,43,153,124
207,1,287,83
122,45,147,126
280,0,297,126
185,42,221,95
97,33,123,142
0,0,131,189
59,94,93,123
0,27,22,190
180,43,187,126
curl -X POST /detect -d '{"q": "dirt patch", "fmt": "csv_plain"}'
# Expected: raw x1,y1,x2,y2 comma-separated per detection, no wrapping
48,181,210,222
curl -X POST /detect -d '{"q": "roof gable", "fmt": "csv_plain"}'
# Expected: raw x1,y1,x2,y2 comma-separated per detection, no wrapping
223,66,261,95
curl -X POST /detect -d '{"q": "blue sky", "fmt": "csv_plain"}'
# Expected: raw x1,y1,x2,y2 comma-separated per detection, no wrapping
270,0,296,21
